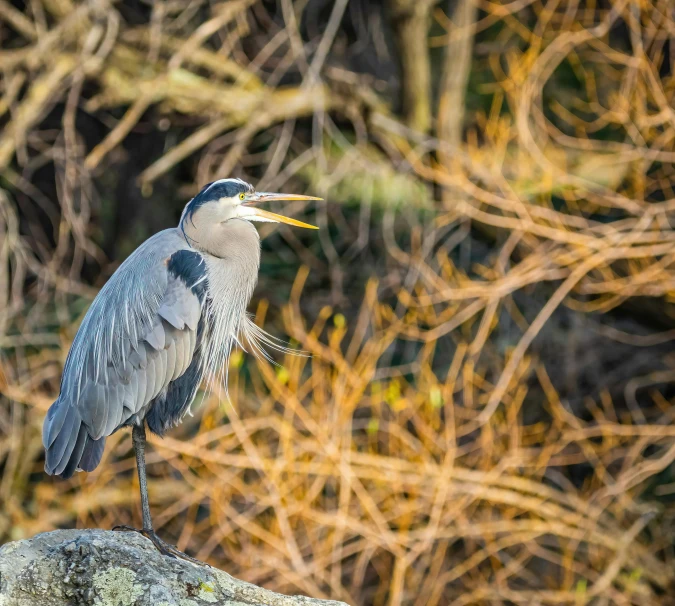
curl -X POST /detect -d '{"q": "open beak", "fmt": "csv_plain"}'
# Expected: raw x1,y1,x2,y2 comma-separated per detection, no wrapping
238,192,321,229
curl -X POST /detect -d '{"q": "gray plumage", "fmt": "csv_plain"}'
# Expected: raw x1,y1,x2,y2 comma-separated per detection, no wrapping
43,229,204,477
41,178,319,561
43,179,317,484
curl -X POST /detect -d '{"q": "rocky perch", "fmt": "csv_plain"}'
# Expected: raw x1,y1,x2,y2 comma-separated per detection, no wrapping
0,529,348,606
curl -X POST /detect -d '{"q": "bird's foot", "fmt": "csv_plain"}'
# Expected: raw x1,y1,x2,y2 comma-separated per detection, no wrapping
112,525,204,566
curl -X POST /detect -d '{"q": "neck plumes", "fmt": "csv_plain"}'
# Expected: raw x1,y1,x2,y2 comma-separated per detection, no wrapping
183,218,262,388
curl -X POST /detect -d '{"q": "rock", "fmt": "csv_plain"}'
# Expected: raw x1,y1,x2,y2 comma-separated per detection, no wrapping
0,529,349,606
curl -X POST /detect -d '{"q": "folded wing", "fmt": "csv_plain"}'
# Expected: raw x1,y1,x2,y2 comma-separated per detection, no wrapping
43,230,208,478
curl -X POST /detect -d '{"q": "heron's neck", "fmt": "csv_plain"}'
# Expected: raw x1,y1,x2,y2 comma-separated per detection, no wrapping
197,220,261,377
198,219,260,302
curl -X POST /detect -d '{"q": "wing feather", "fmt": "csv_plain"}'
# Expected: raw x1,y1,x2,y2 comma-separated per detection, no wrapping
79,436,105,472
43,230,208,477
151,351,166,400
129,370,144,414
79,383,108,440
104,384,124,436
130,343,147,369
142,355,157,406
61,425,88,478
165,340,177,384
144,321,166,351
48,406,81,476
43,399,69,449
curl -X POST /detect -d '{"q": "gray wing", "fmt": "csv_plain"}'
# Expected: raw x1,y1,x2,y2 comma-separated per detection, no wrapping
43,229,206,478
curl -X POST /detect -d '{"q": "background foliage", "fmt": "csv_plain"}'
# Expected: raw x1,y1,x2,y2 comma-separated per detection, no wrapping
2,0,675,604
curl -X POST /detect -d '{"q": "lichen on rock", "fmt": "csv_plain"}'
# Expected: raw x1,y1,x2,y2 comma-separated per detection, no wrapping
93,567,144,606
0,529,349,606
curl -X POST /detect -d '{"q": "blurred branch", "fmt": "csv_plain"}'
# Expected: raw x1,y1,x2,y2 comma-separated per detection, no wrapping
2,1,675,603
0,57,76,170
386,0,438,133
437,0,477,158
138,83,343,186
0,0,37,40
85,93,154,171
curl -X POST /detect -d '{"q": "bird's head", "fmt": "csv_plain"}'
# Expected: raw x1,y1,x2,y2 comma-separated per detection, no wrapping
180,178,320,236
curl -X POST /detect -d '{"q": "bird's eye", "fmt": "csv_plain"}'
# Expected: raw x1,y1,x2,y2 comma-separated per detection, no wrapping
239,193,246,201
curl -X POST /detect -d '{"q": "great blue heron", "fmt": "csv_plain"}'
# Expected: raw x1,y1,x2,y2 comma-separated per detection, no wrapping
42,178,320,560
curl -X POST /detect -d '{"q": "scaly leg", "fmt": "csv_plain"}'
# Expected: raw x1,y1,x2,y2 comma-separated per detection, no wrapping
113,423,203,566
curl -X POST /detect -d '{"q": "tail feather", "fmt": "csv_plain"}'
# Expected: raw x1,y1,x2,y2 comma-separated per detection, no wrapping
78,435,106,472
42,397,70,449
44,404,79,475
43,400,107,477
60,425,88,479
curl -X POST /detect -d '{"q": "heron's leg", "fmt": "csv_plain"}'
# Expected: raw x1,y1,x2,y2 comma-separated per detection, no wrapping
113,423,204,566
132,423,153,531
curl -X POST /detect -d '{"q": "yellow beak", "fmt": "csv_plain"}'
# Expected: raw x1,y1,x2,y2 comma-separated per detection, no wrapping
239,192,321,229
